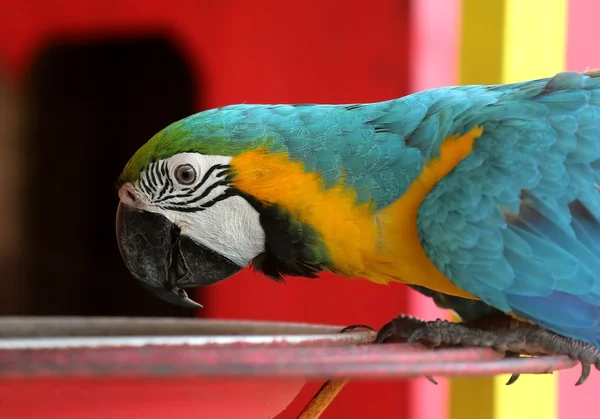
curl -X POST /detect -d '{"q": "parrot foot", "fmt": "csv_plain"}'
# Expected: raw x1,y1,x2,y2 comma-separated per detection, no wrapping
376,316,600,386
375,315,439,384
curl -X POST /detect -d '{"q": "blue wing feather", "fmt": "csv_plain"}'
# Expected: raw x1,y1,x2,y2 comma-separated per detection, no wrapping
415,72,600,346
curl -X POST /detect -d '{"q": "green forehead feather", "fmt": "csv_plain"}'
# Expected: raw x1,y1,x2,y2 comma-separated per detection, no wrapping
119,107,286,185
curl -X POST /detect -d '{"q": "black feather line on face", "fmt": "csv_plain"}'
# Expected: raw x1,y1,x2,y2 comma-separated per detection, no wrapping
234,190,328,282
157,162,172,199
153,164,229,204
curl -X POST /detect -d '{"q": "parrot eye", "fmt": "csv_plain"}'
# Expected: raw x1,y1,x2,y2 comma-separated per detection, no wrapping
175,164,197,185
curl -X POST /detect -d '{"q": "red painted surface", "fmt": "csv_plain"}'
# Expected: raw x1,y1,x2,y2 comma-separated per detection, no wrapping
0,1,414,418
0,378,305,419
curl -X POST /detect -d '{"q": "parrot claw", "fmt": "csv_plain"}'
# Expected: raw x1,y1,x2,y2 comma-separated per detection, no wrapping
375,315,438,384
425,375,439,385
378,315,600,386
375,321,396,344
376,314,427,344
340,324,375,334
505,373,521,385
576,362,591,386
502,352,522,385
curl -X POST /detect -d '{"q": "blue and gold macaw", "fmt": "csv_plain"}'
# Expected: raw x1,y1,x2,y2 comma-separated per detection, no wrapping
116,71,600,383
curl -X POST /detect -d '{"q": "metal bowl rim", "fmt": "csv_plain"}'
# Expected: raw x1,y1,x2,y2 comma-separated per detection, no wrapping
0,316,375,349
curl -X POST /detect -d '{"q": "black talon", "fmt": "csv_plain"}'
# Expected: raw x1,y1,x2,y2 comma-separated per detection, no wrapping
340,324,375,334
505,373,521,385
376,315,427,343
407,329,425,344
503,352,522,385
576,363,591,386
425,375,439,385
376,321,397,343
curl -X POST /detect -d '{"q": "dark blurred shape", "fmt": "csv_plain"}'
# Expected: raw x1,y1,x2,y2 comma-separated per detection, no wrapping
0,63,26,314
20,37,198,316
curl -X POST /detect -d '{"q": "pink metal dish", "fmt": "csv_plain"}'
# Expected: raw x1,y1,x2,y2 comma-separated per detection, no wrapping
0,317,579,418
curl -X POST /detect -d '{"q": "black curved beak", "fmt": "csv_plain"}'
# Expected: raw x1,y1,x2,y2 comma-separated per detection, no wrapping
115,202,242,308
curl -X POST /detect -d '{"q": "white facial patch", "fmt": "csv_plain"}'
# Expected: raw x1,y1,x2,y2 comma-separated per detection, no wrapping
120,152,266,267
170,195,265,266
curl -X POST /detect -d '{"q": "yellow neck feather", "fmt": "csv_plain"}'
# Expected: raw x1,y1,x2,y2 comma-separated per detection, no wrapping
229,126,483,300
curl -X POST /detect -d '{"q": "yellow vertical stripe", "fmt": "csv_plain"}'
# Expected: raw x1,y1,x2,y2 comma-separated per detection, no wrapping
502,1,567,83
450,1,568,419
459,0,505,85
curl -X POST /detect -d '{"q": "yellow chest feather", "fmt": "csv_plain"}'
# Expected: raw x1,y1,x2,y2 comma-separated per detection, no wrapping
229,126,483,300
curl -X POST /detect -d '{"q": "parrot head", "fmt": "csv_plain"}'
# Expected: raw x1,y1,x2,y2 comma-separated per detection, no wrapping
116,105,328,308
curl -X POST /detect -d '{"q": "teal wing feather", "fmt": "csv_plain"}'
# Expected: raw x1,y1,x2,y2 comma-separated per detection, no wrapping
414,72,600,346
185,101,432,209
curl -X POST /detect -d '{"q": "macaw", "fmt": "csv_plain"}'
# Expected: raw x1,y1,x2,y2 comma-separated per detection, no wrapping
116,70,600,383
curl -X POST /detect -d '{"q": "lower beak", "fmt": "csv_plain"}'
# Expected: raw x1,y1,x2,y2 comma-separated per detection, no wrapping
115,202,242,308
